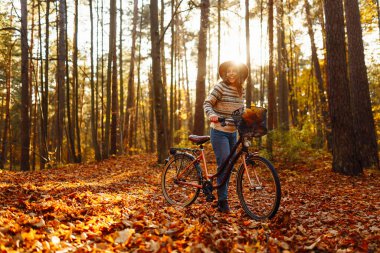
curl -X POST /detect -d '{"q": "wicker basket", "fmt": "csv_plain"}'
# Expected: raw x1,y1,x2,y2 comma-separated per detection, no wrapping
231,107,268,137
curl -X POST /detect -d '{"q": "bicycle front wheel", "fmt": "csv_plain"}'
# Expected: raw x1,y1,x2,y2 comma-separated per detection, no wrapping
161,153,201,207
236,156,281,220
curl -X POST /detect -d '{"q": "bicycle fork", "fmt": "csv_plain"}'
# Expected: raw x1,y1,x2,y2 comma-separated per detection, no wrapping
242,154,263,191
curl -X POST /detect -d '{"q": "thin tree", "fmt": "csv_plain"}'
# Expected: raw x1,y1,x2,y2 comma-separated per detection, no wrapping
344,0,379,168
217,0,221,79
56,0,67,164
124,0,138,154
110,0,118,155
375,0,380,39
324,0,362,175
119,0,124,154
0,41,14,169
169,0,175,147
41,0,50,169
266,0,275,154
304,0,329,145
90,0,101,160
193,0,210,136
104,0,117,158
150,0,169,162
245,0,252,107
277,0,289,130
71,0,81,162
21,0,30,170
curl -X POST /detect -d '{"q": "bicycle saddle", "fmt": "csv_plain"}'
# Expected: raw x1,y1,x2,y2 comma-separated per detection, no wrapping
188,135,210,145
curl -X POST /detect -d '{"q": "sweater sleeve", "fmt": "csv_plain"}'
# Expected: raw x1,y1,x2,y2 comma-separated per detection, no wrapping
203,83,223,118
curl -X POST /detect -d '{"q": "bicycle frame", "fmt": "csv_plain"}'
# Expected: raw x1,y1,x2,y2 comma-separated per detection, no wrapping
172,136,253,190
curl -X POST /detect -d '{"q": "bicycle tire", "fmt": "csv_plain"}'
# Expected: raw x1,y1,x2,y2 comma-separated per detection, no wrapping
161,153,201,207
236,156,281,220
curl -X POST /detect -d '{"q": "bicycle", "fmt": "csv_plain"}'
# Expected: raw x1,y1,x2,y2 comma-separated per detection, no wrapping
161,107,281,220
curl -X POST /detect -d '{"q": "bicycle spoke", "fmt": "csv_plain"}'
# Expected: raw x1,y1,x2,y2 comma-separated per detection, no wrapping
237,156,281,220
161,154,201,207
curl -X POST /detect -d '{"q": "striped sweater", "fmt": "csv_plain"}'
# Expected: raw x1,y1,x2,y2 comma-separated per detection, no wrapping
203,82,245,132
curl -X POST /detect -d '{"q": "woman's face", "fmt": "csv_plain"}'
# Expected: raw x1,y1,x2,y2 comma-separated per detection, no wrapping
226,66,239,84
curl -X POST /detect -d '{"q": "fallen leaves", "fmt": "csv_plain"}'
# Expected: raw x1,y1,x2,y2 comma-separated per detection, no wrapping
0,153,379,252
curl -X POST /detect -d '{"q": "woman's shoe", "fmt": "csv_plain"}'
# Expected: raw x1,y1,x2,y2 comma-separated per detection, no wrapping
217,200,230,213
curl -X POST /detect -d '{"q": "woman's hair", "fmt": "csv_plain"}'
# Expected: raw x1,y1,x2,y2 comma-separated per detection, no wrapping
221,72,244,97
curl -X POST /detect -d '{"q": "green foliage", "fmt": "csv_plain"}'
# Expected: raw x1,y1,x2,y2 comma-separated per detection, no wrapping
174,127,193,148
271,127,316,163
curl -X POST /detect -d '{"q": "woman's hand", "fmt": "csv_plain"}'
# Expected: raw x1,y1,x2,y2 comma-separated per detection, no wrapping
209,115,219,122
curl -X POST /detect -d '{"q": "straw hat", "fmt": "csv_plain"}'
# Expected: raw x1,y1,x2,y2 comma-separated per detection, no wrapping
218,61,249,81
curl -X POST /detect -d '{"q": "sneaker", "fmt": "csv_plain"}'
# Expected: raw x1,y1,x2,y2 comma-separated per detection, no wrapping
217,200,230,213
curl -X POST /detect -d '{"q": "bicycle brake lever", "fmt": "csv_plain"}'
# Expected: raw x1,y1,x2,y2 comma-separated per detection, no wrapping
218,117,226,127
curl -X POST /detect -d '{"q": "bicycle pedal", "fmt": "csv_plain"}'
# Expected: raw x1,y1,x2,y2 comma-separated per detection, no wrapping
206,194,215,202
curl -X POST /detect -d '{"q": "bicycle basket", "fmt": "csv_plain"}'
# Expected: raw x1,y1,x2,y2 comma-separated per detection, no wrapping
232,107,268,138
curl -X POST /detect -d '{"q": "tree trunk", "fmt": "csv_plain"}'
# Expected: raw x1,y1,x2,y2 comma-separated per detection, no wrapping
0,43,13,169
21,0,30,171
71,0,81,162
148,71,155,153
305,0,329,147
169,0,175,147
41,0,49,169
277,0,289,131
324,0,362,175
193,0,210,136
160,0,167,90
344,0,379,168
150,0,169,163
38,0,45,169
183,41,192,130
89,0,101,161
217,0,221,79
28,0,35,171
376,0,380,39
119,0,124,154
266,0,275,155
134,6,143,152
110,0,118,155
104,0,117,158
124,0,138,154
56,0,67,164
245,0,252,107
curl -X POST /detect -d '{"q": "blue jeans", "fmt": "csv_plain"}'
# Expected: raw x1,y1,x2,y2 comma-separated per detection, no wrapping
210,128,237,201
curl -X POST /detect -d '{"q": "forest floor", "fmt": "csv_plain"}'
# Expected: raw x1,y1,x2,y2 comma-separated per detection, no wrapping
0,150,379,252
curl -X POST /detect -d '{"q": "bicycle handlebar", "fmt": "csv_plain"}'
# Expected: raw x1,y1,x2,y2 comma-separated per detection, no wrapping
218,117,226,127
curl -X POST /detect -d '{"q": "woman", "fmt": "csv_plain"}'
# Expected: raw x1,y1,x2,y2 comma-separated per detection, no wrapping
203,61,248,213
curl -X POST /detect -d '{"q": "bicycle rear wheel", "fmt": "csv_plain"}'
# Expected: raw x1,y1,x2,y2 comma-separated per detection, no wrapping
161,153,201,207
236,156,281,220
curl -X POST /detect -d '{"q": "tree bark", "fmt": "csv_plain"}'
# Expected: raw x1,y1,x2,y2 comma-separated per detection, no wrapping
217,0,221,80
148,71,155,153
266,0,275,154
277,0,289,131
56,0,67,164
150,0,169,163
344,0,379,168
193,0,210,136
304,0,329,147
124,0,138,154
110,0,118,155
90,0,101,161
21,0,30,170
324,0,362,175
104,0,117,158
119,0,124,154
245,0,252,107
70,0,81,162
0,43,14,169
